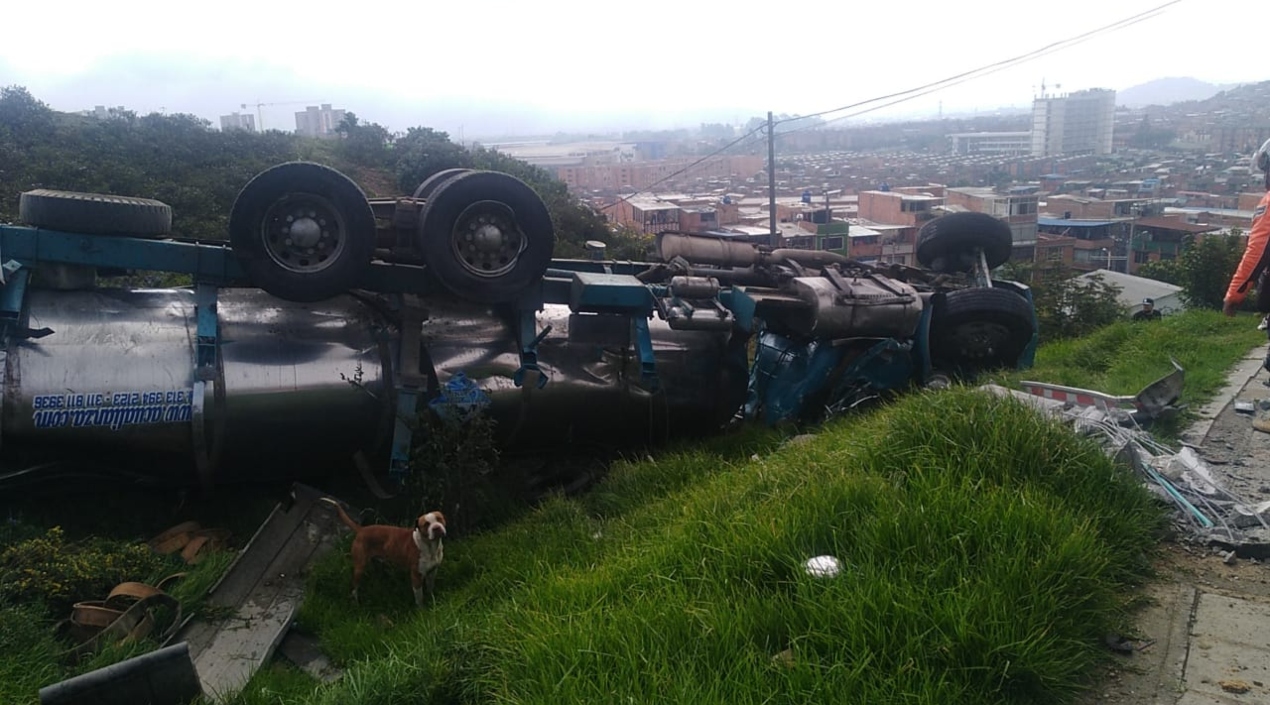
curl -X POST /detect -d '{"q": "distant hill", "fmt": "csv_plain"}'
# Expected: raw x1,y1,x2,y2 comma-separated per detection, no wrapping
1117,77,1245,108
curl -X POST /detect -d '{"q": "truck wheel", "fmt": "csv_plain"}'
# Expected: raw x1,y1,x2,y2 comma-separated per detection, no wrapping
411,168,473,200
930,287,1035,370
229,162,376,303
916,212,1013,273
416,171,555,304
19,189,172,237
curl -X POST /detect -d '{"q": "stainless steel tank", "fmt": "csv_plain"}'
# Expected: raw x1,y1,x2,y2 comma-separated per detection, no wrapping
420,299,747,452
0,287,745,488
2,288,390,485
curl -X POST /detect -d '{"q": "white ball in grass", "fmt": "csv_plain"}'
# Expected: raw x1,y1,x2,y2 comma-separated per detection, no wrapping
804,555,842,578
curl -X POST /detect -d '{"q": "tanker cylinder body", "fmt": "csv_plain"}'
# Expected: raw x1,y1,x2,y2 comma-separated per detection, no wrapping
2,288,389,485
0,288,746,488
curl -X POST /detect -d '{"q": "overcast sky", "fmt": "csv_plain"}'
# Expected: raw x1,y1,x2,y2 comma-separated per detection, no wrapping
0,0,1259,139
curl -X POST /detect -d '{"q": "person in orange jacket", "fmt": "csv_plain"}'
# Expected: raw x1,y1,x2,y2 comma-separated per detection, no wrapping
1223,138,1270,337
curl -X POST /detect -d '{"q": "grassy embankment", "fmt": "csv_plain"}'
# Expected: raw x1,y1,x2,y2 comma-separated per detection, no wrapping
222,310,1265,705
991,309,1266,438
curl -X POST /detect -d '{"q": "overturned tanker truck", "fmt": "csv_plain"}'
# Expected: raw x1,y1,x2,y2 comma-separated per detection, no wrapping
0,162,1038,494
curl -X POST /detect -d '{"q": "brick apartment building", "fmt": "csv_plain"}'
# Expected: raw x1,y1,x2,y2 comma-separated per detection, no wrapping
944,187,1040,246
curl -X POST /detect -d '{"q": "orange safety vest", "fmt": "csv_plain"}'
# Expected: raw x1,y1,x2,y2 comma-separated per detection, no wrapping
1225,190,1270,306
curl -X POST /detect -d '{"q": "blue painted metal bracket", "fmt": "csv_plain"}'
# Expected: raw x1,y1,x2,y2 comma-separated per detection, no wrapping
0,260,52,340
0,226,248,283
390,388,418,482
632,317,659,390
191,281,223,491
0,265,29,334
193,283,219,375
388,294,428,483
513,309,551,389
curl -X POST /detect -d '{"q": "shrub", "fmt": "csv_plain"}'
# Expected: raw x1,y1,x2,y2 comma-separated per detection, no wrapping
0,526,169,613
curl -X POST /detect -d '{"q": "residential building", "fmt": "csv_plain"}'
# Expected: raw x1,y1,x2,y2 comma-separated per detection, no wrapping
1043,194,1151,220
1130,217,1221,269
78,105,128,120
219,112,257,133
944,186,1039,247
611,198,681,235
857,187,944,227
1031,88,1115,157
1036,217,1123,272
846,222,916,265
295,104,347,138
948,132,1032,156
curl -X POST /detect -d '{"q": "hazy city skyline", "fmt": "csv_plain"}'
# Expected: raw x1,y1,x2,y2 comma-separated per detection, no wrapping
1,0,1260,138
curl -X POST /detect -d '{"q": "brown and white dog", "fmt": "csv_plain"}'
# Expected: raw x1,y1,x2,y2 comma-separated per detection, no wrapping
318,498,446,607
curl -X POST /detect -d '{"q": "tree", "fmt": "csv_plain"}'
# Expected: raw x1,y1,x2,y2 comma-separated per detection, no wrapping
1175,230,1246,309
0,86,55,144
393,127,473,193
1136,230,1254,311
998,262,1125,341
0,85,629,255
1137,258,1183,286
334,113,392,168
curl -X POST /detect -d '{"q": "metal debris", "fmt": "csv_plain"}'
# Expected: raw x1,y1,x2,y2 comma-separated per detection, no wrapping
981,369,1270,556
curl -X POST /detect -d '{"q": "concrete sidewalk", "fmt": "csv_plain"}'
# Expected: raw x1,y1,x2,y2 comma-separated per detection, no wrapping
1132,344,1270,705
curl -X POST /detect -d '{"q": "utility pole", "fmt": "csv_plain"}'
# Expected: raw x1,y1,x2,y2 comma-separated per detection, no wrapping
767,111,777,249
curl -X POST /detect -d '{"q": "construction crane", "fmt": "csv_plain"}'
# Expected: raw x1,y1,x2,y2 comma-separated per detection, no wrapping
239,100,321,132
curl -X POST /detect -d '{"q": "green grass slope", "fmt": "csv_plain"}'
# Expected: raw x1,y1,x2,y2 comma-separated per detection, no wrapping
232,388,1166,705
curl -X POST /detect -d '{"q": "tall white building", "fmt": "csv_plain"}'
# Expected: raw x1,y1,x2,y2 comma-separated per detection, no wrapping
295,104,347,138
1030,88,1115,157
219,112,257,133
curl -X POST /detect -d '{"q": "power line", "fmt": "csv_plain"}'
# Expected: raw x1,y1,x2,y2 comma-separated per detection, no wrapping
775,0,1179,133
600,0,1182,210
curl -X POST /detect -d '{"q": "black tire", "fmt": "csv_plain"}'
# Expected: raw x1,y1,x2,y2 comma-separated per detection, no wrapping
18,189,172,236
916,212,1013,273
229,162,376,303
416,171,555,304
411,168,474,200
929,287,1035,370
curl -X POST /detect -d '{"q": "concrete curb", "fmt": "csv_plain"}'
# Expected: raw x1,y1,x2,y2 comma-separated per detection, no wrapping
1182,343,1268,445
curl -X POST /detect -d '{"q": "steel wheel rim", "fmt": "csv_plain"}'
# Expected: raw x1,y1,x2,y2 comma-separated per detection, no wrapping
450,200,526,278
260,194,348,274
948,320,1011,358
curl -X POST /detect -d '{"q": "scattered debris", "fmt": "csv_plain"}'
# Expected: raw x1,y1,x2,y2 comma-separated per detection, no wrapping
38,642,202,705
804,555,842,578
277,630,343,683
1235,401,1257,414
982,362,1270,558
1105,633,1136,654
1220,679,1253,694
164,483,346,703
60,576,186,662
148,522,232,565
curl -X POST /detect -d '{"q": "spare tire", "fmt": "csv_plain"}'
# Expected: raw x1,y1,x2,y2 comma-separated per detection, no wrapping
416,171,555,304
229,162,376,303
929,287,1035,371
19,190,172,237
916,212,1013,273
411,168,474,200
